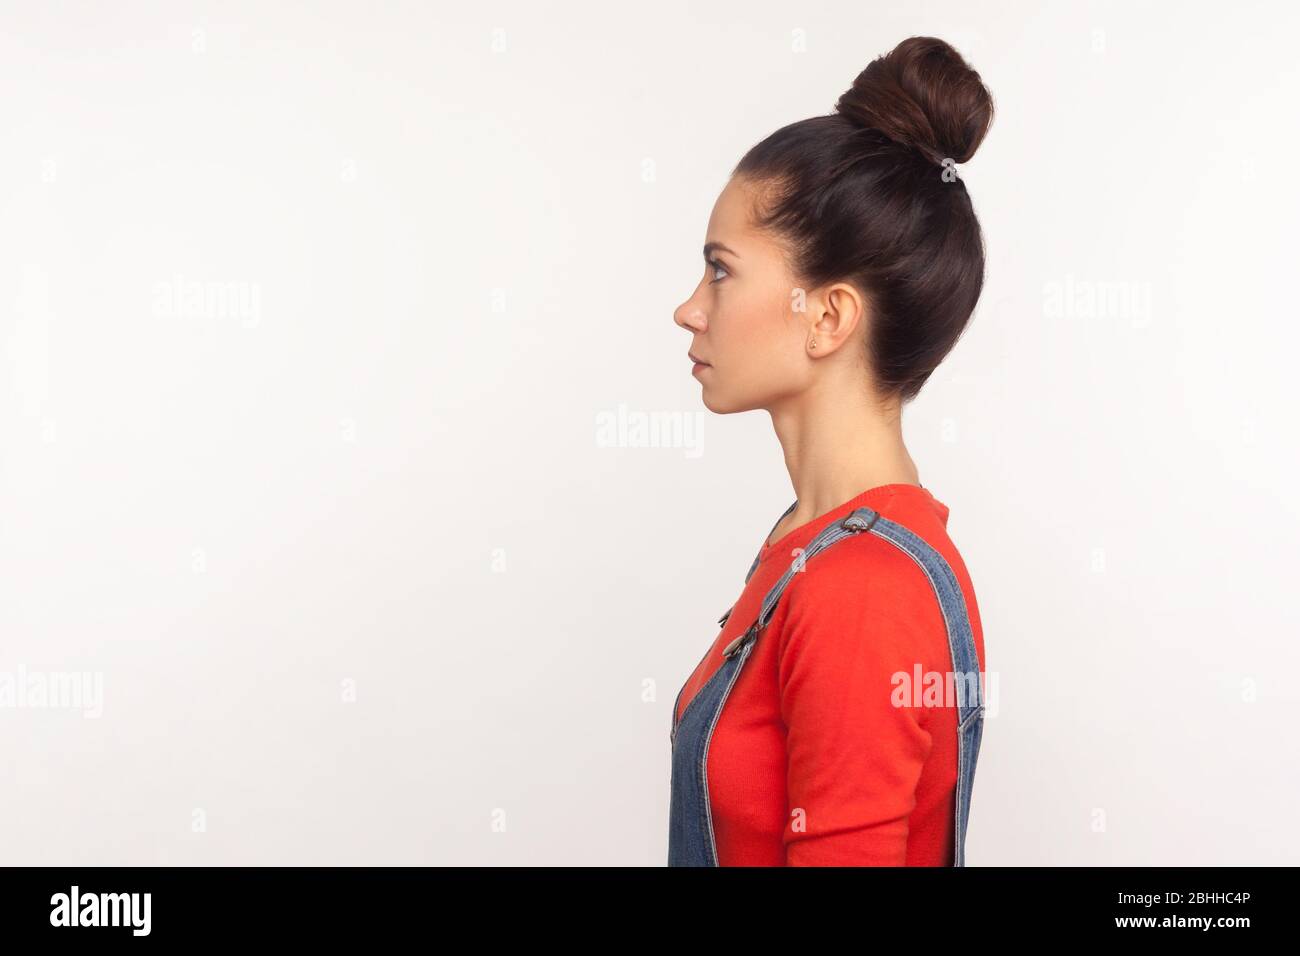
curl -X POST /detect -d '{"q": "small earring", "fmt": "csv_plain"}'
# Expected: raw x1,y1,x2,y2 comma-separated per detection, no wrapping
809,340,818,350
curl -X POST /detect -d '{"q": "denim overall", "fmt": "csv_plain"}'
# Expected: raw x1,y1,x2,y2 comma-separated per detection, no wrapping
668,502,986,866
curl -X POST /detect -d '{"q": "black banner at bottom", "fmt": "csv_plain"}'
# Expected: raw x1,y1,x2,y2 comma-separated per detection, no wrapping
0,865,1282,942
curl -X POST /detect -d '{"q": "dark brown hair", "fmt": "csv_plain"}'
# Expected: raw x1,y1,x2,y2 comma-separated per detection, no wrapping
732,36,995,403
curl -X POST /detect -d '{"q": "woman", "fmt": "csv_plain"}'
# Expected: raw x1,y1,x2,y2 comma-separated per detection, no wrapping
669,36,991,867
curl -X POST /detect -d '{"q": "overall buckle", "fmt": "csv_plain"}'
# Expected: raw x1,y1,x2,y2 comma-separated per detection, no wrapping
841,510,880,533
722,624,759,659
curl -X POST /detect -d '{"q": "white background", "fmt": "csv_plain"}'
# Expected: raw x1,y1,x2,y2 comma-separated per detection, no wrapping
2,0,1297,864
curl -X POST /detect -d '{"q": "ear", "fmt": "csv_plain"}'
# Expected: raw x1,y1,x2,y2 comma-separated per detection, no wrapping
807,281,868,355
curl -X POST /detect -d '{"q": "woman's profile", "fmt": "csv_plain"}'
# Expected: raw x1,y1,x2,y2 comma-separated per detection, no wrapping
669,36,992,867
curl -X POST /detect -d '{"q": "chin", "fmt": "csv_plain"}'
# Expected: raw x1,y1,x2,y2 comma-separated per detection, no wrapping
699,388,754,415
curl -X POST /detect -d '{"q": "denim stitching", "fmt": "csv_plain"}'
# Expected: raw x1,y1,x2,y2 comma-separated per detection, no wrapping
700,638,755,866
674,662,732,748
864,518,982,867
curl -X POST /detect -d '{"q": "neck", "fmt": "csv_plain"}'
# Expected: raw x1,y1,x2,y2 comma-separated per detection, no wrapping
767,376,919,519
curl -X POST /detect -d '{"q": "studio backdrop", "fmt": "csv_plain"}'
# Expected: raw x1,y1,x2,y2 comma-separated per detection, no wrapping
1,0,1296,865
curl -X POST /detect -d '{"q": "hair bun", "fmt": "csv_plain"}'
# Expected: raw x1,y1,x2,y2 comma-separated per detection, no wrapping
835,36,994,165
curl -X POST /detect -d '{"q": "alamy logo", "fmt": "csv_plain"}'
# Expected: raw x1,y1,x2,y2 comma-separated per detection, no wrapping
891,665,998,717
0,666,102,718
594,403,704,458
49,885,151,936
152,274,262,328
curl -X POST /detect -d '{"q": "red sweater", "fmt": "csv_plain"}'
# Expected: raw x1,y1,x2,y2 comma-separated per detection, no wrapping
674,483,985,866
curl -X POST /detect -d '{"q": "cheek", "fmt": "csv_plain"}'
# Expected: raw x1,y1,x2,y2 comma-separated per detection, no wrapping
747,290,798,356
723,284,788,338
720,293,799,380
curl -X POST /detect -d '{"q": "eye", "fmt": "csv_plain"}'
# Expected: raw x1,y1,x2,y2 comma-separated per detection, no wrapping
707,258,728,283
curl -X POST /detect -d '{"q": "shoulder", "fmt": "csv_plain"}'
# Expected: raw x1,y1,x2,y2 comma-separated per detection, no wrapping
772,516,952,671
783,515,939,607
782,489,964,607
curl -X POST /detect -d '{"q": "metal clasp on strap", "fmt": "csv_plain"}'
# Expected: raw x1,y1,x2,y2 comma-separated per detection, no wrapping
717,607,733,627
841,510,881,533
722,624,759,659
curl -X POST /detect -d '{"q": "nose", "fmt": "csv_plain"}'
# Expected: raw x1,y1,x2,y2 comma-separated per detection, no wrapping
674,296,707,334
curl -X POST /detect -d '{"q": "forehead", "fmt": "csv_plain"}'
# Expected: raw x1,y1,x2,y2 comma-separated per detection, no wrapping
706,176,786,263
706,176,757,241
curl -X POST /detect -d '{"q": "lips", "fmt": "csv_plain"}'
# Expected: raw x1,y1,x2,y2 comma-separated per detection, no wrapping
688,352,711,367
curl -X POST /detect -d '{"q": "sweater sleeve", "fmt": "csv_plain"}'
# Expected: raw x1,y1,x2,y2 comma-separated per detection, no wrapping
777,543,937,866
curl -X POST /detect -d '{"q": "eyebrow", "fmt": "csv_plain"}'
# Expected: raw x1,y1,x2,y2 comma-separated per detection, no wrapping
703,241,740,260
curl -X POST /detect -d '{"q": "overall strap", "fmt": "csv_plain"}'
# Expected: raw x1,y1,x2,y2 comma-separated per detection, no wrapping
856,507,986,866
722,507,883,659
862,511,984,723
744,499,798,585
718,499,797,630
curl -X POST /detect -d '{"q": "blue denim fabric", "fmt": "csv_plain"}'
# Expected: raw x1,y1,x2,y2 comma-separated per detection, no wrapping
668,504,986,867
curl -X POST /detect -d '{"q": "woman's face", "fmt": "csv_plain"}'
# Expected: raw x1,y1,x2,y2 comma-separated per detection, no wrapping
673,176,813,414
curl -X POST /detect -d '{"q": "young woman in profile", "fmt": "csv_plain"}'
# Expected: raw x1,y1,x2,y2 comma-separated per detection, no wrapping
669,36,992,867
